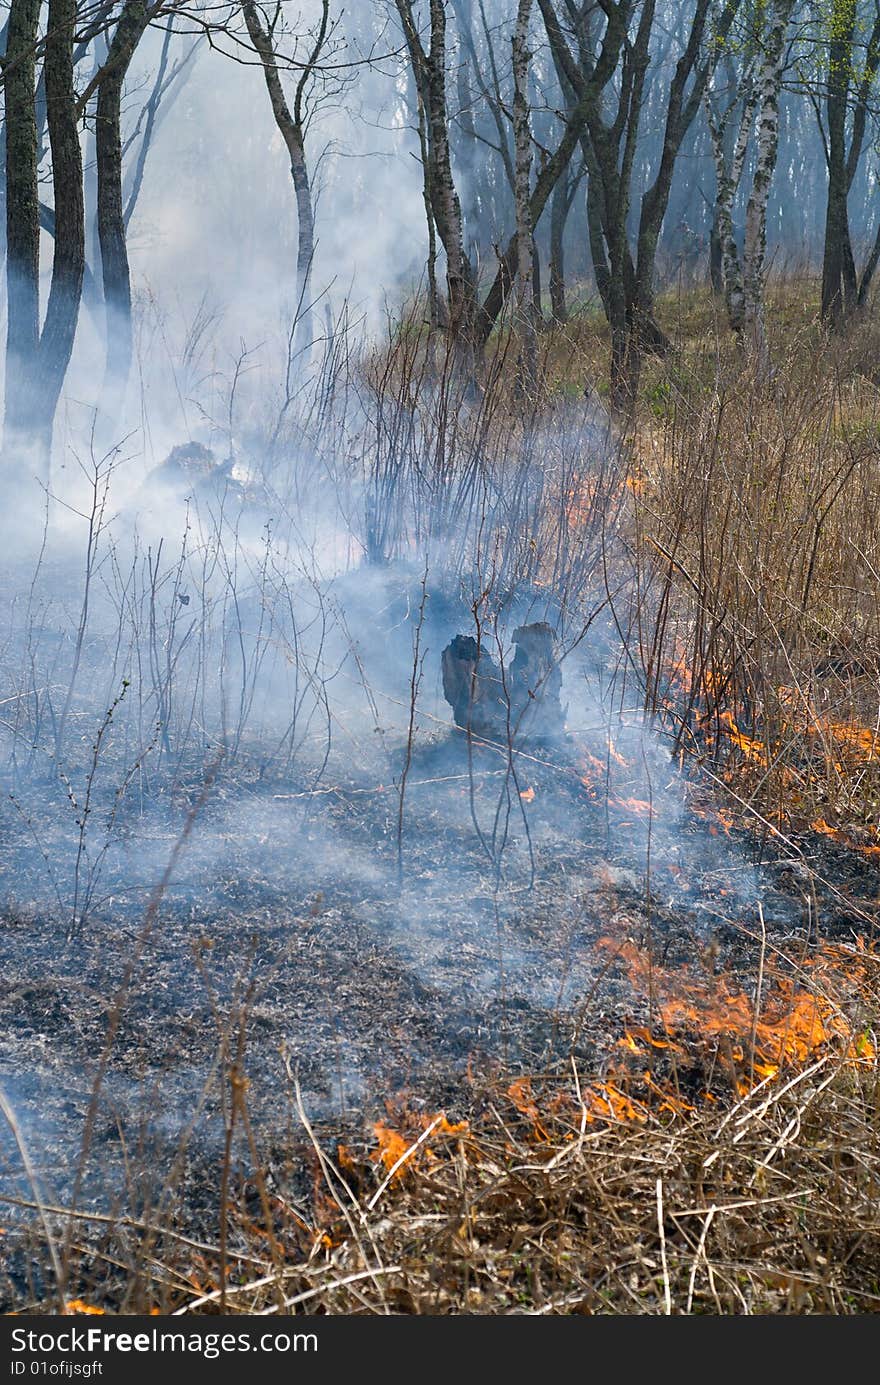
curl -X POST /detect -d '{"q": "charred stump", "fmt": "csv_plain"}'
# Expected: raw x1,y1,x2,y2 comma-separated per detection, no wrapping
441,634,507,740
441,623,565,743
510,622,565,740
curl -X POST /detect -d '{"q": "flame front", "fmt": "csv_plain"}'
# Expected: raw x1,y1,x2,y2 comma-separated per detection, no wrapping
599,935,877,1089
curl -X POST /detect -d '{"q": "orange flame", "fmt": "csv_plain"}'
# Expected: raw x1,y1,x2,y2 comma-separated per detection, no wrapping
371,1110,469,1179
612,795,655,817
811,818,880,858
598,935,876,1087
508,1076,550,1140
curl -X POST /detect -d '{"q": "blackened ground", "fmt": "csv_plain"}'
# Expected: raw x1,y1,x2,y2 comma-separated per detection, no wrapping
0,725,877,1310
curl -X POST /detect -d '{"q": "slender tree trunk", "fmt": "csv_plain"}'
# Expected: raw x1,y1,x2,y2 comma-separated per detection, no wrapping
512,0,537,392
585,169,611,317
538,0,731,407
83,40,104,288
415,83,444,328
705,77,756,332
815,3,880,323
397,0,476,356
3,0,41,462
857,218,880,305
625,0,733,405
743,0,794,375
96,0,149,426
451,0,482,252
123,23,197,227
288,131,315,345
39,0,86,423
608,0,656,410
821,0,856,327
548,165,573,323
709,209,723,294
243,0,319,357
425,0,475,347
531,242,543,319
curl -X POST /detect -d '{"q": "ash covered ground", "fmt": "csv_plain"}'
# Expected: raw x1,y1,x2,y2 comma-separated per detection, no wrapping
2,605,876,1220
0,530,877,1307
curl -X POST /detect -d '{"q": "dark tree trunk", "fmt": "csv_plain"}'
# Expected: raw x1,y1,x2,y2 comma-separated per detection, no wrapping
243,0,325,359
3,0,41,458
474,29,609,346
531,243,543,320
4,0,84,474
821,0,855,328
818,2,880,326
38,0,86,447
96,0,149,422
585,170,611,317
539,0,735,409
549,164,575,323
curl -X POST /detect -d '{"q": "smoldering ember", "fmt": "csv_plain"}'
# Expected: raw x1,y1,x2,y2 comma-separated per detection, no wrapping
0,0,879,1320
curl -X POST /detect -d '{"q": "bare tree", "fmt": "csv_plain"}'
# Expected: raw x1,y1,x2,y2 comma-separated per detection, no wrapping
810,0,880,326
241,0,343,359
2,0,181,473
396,0,477,353
94,0,162,420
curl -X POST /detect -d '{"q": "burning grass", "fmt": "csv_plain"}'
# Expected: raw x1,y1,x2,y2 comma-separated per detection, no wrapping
609,301,880,852
8,921,878,1316
4,280,880,1317
15,924,872,1318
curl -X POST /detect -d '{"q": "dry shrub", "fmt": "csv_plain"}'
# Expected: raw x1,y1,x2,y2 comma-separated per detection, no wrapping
617,311,880,841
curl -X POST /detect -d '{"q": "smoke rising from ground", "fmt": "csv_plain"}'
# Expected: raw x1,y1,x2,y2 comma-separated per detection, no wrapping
0,352,765,1237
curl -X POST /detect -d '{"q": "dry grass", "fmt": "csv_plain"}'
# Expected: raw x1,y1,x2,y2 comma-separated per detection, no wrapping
526,279,880,844
258,1052,880,1315
630,305,880,845
46,1036,880,1315
21,924,879,1316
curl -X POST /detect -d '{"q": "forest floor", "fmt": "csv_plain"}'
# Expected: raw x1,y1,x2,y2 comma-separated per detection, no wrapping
2,278,879,1314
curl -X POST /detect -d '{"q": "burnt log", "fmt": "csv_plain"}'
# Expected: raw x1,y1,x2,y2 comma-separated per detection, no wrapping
441,623,565,742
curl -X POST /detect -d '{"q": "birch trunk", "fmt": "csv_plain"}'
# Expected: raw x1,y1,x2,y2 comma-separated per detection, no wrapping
704,73,756,333
742,0,795,375
425,0,474,346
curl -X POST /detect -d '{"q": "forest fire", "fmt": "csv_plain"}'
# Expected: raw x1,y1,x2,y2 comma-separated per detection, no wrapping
658,647,880,854
578,742,658,819
597,934,877,1096
2,0,880,1318
475,930,880,1153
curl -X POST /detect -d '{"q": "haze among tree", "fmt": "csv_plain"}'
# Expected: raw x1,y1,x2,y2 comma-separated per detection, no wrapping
1,0,879,1320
